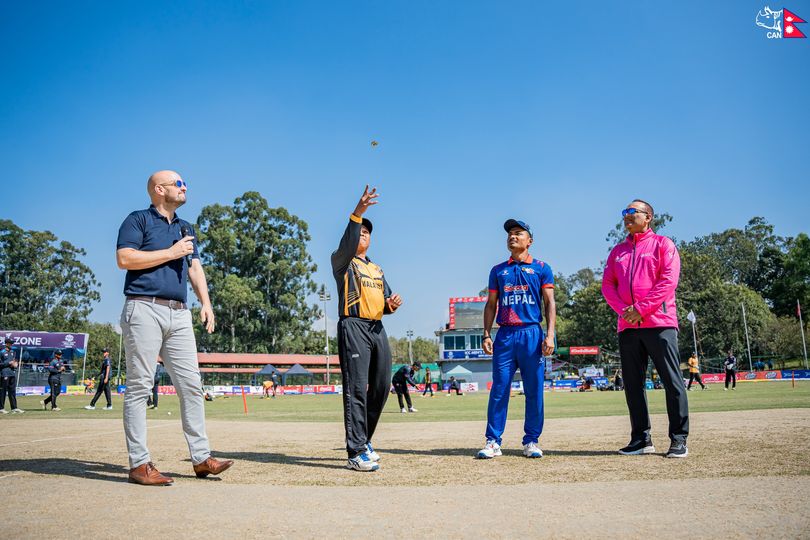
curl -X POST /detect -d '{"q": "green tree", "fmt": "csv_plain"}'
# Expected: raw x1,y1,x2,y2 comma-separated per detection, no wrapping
768,233,810,318
388,336,439,363
194,192,320,353
560,282,618,351
681,217,786,293
677,282,773,363
763,316,807,366
0,219,100,330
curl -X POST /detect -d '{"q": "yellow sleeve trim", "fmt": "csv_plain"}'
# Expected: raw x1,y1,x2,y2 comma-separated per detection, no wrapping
350,214,362,224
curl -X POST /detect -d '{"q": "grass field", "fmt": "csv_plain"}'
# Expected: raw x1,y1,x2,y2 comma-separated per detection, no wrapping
2,382,809,538
7,380,810,422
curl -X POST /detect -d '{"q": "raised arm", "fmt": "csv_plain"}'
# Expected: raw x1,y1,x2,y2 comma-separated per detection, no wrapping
331,185,379,276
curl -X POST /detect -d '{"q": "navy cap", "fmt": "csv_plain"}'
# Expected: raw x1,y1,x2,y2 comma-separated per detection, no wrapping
504,219,532,238
55,349,63,356
4,337,13,344
102,348,109,353
361,218,373,234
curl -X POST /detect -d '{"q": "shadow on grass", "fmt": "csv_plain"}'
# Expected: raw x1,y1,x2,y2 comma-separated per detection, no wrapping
0,458,202,482
212,451,345,471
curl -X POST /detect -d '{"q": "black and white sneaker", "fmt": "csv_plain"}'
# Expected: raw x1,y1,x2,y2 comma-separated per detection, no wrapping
666,442,689,458
618,440,655,455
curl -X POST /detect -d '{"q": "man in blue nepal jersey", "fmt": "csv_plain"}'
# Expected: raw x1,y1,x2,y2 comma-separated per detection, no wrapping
477,219,556,459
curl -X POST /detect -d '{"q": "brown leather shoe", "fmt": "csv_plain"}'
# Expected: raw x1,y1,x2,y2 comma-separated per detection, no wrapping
128,462,174,486
193,457,234,478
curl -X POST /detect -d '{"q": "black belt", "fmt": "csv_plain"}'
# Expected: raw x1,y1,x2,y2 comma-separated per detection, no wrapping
126,295,188,310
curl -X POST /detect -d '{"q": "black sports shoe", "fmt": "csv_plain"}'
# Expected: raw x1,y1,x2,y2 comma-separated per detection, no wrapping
666,441,688,458
618,440,655,455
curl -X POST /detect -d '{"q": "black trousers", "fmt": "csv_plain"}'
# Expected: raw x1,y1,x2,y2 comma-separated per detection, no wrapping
725,369,736,388
687,372,705,389
90,380,112,407
395,383,412,409
422,383,433,396
43,378,61,409
448,385,463,395
338,317,392,458
619,328,689,444
0,375,18,410
147,382,159,407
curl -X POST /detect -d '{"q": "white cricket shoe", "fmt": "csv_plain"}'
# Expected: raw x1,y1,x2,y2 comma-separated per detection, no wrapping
365,443,380,462
0,409,7,414
347,452,379,472
84,405,96,410
477,440,502,459
408,407,418,413
104,406,113,410
400,408,407,413
523,442,543,458
12,408,24,414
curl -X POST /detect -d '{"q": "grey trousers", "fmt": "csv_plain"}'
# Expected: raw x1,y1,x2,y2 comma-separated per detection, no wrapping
121,299,210,468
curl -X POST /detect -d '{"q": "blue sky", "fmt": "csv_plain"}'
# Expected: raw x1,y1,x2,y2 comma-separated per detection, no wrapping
1,1,808,340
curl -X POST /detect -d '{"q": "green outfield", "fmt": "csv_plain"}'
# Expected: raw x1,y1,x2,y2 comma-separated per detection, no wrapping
6,381,809,423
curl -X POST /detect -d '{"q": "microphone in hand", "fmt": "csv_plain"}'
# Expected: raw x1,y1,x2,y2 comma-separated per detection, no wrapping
180,225,194,267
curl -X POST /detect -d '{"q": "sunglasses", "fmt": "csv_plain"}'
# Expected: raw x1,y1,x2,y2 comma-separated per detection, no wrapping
159,179,187,188
622,208,649,217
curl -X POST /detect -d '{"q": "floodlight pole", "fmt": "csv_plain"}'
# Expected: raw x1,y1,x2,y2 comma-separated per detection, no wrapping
406,330,414,363
741,303,753,372
799,300,808,370
319,287,331,383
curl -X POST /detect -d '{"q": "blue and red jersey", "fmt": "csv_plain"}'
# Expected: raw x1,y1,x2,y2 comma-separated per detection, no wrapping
488,255,554,326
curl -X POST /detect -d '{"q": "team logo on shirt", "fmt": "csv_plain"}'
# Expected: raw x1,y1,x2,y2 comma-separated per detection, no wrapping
501,284,536,306
521,267,535,274
503,285,529,292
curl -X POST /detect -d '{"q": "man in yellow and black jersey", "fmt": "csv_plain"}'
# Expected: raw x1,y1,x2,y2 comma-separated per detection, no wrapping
331,185,402,472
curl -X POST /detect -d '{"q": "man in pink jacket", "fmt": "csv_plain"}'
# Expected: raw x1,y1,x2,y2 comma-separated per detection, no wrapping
602,199,689,458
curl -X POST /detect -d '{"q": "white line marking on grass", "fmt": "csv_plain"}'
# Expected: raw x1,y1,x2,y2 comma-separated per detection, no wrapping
0,473,24,479
0,422,173,448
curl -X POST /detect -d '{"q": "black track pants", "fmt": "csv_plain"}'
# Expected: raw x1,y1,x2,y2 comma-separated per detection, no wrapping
687,372,705,389
338,318,392,458
619,328,689,444
0,376,17,409
725,370,736,388
91,381,112,407
395,383,412,409
43,378,61,409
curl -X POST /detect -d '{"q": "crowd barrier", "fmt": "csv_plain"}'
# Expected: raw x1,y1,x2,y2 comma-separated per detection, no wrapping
701,370,810,384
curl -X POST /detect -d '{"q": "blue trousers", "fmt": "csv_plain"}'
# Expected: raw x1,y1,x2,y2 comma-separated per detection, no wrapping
485,325,545,445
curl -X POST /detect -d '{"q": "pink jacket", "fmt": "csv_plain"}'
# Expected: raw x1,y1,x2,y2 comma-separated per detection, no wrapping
602,228,681,333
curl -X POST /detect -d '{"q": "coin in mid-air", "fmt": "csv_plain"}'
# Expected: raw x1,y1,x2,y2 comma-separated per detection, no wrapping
371,140,379,147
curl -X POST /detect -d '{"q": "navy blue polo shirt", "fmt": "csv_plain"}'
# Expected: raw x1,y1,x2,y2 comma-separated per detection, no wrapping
116,205,199,303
